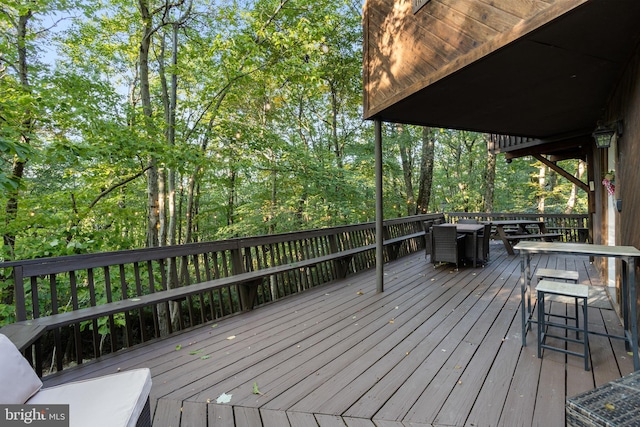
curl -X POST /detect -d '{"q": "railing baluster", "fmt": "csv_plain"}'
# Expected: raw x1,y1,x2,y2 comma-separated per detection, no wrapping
119,264,133,348
87,268,100,358
50,274,63,372
103,266,116,353
147,260,160,340
69,271,82,366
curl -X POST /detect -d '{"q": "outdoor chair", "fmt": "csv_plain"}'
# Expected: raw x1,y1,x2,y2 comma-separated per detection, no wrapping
457,218,479,224
465,223,491,265
0,334,152,427
431,224,466,269
422,220,434,258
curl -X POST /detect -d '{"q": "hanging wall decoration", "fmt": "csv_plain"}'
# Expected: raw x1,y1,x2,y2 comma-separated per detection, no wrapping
602,171,615,196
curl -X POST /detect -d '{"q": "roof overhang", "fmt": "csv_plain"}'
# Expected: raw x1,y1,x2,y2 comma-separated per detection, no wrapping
366,0,640,157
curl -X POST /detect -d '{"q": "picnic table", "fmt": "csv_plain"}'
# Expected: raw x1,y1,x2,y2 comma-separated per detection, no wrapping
485,220,561,255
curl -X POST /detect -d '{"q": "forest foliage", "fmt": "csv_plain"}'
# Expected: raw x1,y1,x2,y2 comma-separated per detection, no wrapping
1,0,588,266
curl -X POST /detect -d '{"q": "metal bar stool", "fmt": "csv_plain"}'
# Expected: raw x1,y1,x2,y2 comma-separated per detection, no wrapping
536,279,590,371
535,269,580,337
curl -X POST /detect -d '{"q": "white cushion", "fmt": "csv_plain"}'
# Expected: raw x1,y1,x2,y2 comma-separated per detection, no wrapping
0,333,43,404
28,368,152,427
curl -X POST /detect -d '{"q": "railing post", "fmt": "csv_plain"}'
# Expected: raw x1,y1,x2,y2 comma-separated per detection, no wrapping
13,266,26,321
231,244,252,310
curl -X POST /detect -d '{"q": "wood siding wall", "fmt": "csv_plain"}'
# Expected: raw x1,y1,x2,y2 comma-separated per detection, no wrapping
592,42,640,317
606,44,640,252
363,0,584,120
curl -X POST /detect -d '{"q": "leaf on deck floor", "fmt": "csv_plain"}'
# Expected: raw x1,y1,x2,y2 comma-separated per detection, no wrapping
252,382,263,395
216,393,232,404
175,345,182,351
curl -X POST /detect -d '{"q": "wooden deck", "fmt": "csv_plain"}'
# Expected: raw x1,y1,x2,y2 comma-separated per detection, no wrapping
41,242,634,427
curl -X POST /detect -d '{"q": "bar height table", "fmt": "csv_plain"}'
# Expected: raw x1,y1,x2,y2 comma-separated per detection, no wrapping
514,241,640,371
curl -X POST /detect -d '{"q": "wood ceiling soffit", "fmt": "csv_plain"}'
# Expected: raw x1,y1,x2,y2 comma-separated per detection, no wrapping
363,0,588,120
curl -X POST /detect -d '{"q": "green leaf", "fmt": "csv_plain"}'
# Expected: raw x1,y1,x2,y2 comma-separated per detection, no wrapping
252,382,263,395
175,345,182,351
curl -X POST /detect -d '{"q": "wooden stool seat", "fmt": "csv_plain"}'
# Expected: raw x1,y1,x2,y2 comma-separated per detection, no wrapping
536,268,579,283
535,269,581,334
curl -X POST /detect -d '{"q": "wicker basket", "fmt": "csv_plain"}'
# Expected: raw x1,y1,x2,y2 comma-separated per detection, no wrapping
566,372,640,426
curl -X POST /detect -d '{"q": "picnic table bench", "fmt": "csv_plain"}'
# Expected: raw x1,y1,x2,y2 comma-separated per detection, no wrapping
505,233,562,243
1,232,424,354
488,220,561,255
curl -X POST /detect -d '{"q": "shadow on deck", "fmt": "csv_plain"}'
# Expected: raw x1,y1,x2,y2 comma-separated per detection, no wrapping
41,241,634,427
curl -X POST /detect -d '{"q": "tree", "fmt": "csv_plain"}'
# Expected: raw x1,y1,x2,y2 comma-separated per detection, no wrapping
483,143,496,212
416,127,435,214
0,0,85,307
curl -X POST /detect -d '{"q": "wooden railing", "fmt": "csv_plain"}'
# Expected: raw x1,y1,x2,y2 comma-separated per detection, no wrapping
446,212,590,243
0,214,440,376
0,212,589,376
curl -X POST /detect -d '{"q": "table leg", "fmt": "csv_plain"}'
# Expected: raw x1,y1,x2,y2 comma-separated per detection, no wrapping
628,258,639,370
538,221,548,233
473,231,478,268
520,251,528,346
622,261,629,343
498,226,515,256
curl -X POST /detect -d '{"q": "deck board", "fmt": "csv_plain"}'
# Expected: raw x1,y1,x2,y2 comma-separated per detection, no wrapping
39,241,635,426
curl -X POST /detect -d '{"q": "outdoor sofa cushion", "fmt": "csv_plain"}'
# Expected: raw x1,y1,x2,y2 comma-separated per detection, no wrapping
0,332,152,427
0,333,43,404
27,368,152,427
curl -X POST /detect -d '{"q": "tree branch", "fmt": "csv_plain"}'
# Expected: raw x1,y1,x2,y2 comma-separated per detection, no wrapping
87,165,152,211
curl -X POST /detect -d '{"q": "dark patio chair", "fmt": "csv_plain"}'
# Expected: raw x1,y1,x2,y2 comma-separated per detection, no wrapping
423,220,433,258
465,223,491,265
458,218,479,224
431,225,466,269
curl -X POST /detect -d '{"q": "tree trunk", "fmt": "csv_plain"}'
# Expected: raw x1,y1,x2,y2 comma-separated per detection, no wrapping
398,125,415,216
483,144,496,213
537,164,546,213
3,10,34,305
227,168,237,227
139,0,173,334
565,160,585,214
167,24,179,246
185,170,198,244
415,127,435,213
139,0,160,249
